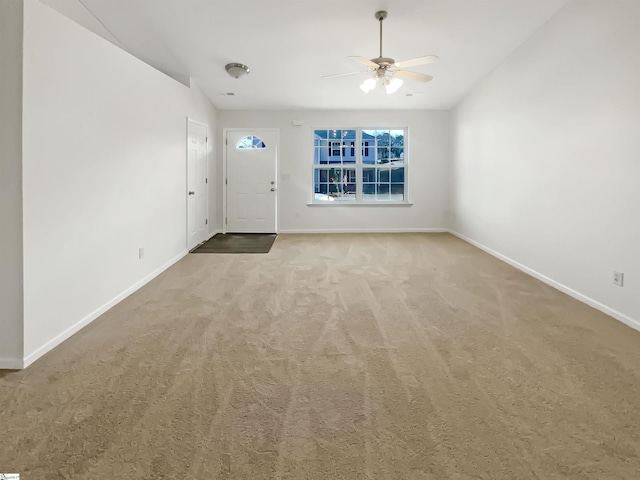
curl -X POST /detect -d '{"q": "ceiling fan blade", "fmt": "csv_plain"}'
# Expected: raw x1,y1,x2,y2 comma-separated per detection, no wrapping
393,55,439,69
394,70,434,83
348,56,379,68
322,71,367,79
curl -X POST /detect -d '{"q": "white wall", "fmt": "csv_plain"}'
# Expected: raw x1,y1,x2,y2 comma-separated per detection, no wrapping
218,110,451,232
451,0,640,327
0,0,25,368
20,0,218,366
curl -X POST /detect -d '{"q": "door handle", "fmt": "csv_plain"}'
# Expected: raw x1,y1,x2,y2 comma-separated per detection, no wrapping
188,191,195,195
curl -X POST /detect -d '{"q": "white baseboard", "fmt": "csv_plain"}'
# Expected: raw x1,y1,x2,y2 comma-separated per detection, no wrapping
0,357,24,370
278,228,449,234
22,250,189,369
448,230,640,333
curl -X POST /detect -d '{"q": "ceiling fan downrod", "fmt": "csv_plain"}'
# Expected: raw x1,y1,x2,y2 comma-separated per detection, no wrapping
375,10,387,60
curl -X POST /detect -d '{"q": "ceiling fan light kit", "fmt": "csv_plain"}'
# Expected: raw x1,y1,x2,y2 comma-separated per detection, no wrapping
225,63,250,79
360,76,404,94
384,77,403,94
325,10,438,95
359,77,377,93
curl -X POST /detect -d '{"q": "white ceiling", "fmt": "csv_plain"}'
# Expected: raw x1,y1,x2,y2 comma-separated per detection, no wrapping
41,0,570,111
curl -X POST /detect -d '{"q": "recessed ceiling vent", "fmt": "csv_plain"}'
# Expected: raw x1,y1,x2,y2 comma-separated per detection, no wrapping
225,63,250,79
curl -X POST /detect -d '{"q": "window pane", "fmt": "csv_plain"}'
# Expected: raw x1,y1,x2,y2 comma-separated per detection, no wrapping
314,131,329,170
362,130,376,141
329,141,342,162
390,167,404,182
377,184,390,195
363,183,376,195
379,169,390,183
376,147,390,164
336,167,356,202
314,148,326,165
362,140,374,163
391,183,405,200
376,130,391,146
362,168,376,182
327,168,340,194
390,130,404,147
314,168,334,200
343,168,356,187
343,141,356,161
390,148,404,163
237,135,266,149
342,130,356,141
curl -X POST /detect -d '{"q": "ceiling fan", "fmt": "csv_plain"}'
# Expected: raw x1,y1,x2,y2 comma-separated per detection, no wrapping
324,10,439,94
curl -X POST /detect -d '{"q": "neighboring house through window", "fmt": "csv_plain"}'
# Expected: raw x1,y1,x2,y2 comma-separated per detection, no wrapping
313,128,406,203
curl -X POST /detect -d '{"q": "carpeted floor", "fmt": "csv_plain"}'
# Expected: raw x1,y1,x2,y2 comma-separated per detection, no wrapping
1,233,640,479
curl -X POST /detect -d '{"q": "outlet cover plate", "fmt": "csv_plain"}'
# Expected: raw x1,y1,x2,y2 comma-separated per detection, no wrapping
613,271,624,287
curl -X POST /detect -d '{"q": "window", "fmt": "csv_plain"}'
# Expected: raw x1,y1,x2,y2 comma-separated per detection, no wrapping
313,128,406,203
330,141,341,157
237,135,266,149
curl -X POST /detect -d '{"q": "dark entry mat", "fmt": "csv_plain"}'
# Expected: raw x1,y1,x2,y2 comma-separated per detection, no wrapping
190,233,277,254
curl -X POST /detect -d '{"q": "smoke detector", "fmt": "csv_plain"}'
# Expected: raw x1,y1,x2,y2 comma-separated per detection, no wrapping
225,63,250,79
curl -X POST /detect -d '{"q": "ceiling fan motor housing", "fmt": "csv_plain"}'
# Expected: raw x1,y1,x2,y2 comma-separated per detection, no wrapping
373,57,395,68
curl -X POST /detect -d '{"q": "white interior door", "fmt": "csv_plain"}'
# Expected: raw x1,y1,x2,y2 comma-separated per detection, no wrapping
187,119,208,249
225,129,277,233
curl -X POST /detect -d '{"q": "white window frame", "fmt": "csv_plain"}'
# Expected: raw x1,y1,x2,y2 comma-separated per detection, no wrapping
311,127,409,204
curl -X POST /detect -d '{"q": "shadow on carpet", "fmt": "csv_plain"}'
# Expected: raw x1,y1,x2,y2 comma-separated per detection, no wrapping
190,233,277,254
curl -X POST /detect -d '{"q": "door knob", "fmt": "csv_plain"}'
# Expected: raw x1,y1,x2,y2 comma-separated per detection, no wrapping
270,188,275,192
188,191,195,195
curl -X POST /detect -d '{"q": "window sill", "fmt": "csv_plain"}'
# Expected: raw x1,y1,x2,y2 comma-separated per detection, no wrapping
307,201,413,207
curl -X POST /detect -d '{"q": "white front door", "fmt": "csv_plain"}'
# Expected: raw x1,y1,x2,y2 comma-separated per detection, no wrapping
225,129,278,233
187,119,209,249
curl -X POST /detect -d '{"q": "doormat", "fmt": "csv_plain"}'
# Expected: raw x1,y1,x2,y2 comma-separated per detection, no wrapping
190,233,277,254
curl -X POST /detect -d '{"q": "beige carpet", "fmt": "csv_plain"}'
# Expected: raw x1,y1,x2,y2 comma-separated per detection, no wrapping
2,233,640,479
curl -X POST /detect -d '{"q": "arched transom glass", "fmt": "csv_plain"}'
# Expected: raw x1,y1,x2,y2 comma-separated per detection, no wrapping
237,135,266,149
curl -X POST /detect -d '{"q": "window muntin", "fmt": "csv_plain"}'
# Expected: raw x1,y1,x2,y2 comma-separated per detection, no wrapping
237,135,266,149
313,128,406,203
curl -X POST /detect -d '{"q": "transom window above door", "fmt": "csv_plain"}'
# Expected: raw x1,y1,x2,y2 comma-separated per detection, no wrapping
313,128,407,203
237,135,266,149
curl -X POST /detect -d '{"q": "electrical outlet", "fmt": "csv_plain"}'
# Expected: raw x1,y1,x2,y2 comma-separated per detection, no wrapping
139,247,144,259
613,271,624,287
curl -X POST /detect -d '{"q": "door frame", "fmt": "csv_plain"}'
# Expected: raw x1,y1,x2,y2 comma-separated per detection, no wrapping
222,128,279,234
186,117,210,249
